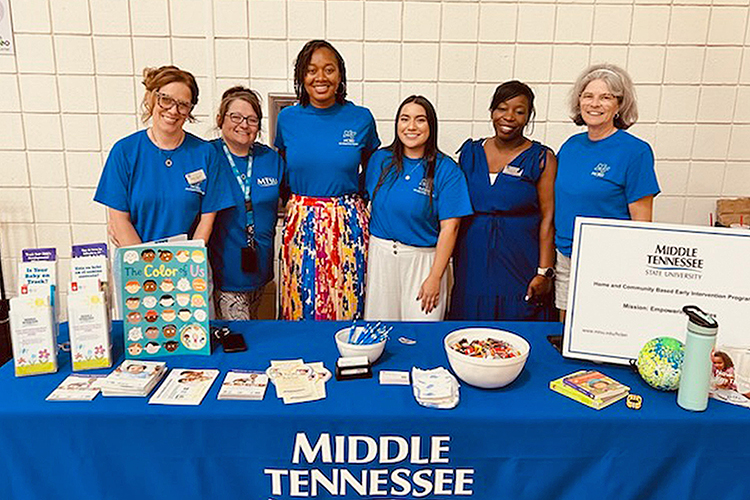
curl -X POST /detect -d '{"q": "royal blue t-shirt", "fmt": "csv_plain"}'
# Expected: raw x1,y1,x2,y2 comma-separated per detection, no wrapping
366,149,473,247
274,101,380,197
94,130,233,243
555,130,661,257
208,140,285,292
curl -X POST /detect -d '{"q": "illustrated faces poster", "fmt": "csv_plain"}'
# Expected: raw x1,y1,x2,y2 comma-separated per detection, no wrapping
120,245,210,358
564,218,750,365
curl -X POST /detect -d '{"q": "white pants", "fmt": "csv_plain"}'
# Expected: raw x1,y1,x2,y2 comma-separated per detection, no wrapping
364,236,447,321
555,250,571,311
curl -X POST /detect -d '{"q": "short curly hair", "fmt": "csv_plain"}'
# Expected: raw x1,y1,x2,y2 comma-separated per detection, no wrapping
569,63,638,130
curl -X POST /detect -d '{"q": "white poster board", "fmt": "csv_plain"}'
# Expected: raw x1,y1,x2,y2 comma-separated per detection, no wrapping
0,0,13,55
563,218,750,365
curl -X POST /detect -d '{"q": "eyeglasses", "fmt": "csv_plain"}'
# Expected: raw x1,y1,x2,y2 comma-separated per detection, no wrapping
580,92,620,104
226,112,260,128
154,91,193,115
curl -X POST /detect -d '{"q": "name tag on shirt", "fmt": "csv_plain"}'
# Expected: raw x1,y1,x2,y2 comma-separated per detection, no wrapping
185,169,207,185
502,164,523,177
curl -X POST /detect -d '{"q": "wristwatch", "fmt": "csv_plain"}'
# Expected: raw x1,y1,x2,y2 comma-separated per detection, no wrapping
537,267,555,279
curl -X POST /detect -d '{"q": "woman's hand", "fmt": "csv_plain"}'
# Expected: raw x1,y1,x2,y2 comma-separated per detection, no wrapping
526,275,552,304
107,208,141,248
418,274,441,313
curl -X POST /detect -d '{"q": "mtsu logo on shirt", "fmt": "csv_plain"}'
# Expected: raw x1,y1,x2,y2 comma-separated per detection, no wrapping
257,176,279,187
338,129,359,147
413,178,433,197
591,163,611,178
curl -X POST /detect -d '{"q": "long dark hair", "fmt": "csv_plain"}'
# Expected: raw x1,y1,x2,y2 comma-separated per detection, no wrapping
373,95,441,206
293,40,347,107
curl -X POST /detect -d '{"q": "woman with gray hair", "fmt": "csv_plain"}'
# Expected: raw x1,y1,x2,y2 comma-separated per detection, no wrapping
554,63,660,320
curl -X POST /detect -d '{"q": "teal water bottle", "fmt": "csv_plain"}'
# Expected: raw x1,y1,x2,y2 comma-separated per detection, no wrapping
677,305,718,412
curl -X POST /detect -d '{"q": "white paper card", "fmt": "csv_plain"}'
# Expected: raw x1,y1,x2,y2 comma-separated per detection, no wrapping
379,370,411,385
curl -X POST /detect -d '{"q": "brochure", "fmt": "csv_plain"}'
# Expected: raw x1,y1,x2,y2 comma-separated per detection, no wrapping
47,375,105,401
100,359,166,397
9,290,58,377
266,359,331,404
218,370,269,401
68,279,112,371
18,247,59,332
149,368,219,406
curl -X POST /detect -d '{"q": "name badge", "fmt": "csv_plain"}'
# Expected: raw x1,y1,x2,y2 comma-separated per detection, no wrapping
502,164,523,177
185,169,207,185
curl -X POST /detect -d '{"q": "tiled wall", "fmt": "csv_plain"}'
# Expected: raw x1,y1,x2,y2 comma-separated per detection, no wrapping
1,0,749,314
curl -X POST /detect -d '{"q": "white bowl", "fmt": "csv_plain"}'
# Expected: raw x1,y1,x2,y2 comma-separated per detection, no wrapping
335,327,387,364
443,328,530,389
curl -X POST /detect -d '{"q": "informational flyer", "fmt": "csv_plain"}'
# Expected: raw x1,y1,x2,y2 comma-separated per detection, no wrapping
564,218,750,365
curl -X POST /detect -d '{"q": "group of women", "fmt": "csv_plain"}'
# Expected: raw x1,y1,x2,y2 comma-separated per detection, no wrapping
95,40,660,323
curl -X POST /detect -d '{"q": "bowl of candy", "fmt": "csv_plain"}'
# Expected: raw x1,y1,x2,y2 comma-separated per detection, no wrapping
443,328,530,389
335,322,392,364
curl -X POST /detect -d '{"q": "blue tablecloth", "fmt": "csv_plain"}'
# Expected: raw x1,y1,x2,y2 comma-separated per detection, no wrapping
0,321,748,500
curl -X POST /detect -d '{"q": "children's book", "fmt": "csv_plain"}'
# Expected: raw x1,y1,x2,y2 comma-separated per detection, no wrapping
117,241,211,358
562,370,629,400
550,374,629,410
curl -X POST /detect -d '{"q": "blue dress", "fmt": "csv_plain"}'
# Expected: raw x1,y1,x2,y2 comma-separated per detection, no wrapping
449,139,555,321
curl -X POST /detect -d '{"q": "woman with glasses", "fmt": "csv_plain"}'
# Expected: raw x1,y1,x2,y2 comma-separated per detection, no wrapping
208,86,284,320
555,64,660,321
95,65,232,245
275,40,380,320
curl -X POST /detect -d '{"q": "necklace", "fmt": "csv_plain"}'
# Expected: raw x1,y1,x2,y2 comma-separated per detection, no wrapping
404,160,423,181
148,128,184,168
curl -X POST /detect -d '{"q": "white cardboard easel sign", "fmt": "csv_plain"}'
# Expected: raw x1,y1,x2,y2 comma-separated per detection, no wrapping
563,217,750,365
0,0,13,55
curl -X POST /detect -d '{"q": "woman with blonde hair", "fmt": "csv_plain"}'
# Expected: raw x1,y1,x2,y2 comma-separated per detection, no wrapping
95,65,232,245
208,86,284,320
555,63,660,319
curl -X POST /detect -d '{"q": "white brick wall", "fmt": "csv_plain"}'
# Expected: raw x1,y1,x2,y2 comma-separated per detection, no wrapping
1,0,749,311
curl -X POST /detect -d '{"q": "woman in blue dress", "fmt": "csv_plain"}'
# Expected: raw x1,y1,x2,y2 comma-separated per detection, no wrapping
449,81,557,320
208,86,284,320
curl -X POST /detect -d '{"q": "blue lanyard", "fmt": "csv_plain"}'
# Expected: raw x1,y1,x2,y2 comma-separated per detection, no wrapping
221,140,255,246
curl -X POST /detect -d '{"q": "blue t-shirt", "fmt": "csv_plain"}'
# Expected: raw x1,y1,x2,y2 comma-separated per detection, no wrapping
274,101,380,197
555,130,661,257
366,149,473,247
94,130,233,243
208,140,285,292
